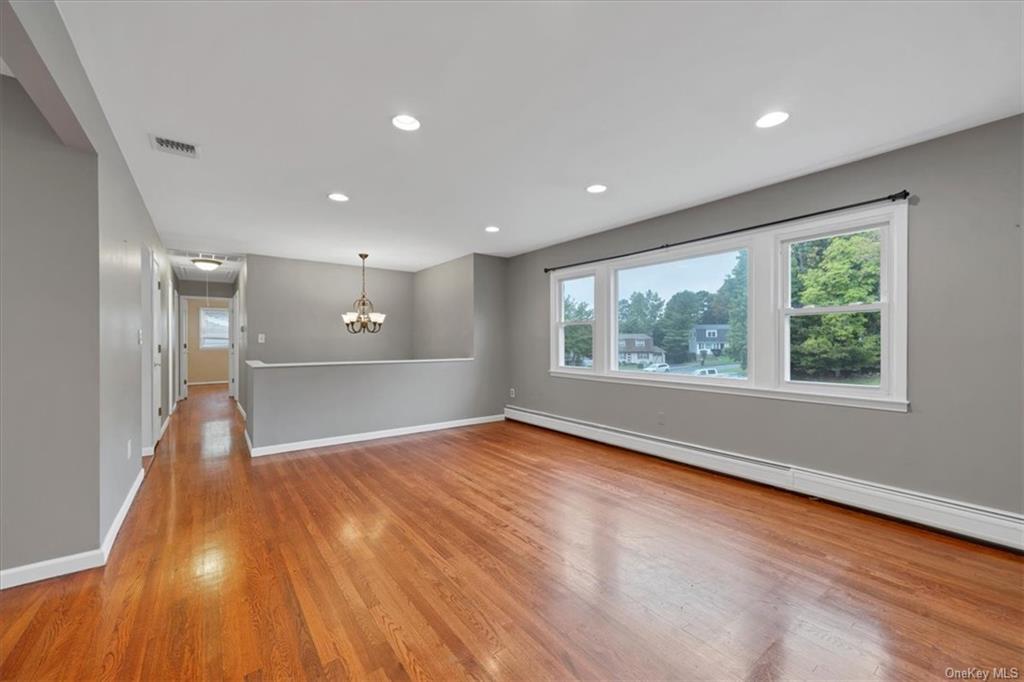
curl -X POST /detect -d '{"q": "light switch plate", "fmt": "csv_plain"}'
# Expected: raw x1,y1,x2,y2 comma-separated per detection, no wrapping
257,333,266,344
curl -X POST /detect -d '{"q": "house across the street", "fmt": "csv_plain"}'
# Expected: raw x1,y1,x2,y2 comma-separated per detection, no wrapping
618,333,666,365
690,324,730,354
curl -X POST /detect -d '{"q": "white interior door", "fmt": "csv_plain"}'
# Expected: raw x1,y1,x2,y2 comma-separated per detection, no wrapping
151,255,163,440
179,296,189,399
228,293,238,398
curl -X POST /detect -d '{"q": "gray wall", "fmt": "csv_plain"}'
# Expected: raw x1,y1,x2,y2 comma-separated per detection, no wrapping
507,115,1023,514
244,254,415,364
0,75,100,568
10,1,173,546
413,254,474,358
247,254,509,448
176,278,236,299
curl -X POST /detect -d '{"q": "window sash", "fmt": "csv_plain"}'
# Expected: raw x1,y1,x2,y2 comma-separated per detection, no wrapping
199,308,229,349
547,202,908,410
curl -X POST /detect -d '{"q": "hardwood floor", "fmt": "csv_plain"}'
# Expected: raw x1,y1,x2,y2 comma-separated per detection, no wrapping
1,385,1021,680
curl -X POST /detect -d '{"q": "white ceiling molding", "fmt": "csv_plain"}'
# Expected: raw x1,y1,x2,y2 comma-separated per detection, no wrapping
56,1,1022,271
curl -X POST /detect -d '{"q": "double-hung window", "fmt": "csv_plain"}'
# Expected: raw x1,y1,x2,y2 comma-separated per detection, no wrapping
553,274,596,369
548,201,908,410
199,307,230,349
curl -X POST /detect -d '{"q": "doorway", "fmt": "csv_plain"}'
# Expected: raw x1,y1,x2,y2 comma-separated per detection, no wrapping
180,296,233,397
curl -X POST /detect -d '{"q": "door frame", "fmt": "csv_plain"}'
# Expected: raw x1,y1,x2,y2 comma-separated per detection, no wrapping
228,292,240,398
149,251,163,447
179,295,233,396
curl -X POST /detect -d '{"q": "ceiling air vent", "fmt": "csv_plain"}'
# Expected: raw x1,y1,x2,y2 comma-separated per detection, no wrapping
149,134,198,159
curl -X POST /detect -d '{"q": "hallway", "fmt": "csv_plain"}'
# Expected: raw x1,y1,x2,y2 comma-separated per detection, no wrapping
2,386,1022,680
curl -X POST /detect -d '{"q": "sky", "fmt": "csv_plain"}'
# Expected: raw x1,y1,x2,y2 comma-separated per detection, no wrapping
618,250,741,301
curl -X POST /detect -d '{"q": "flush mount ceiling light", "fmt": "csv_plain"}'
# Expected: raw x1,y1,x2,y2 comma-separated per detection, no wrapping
391,114,421,131
755,111,790,128
342,253,386,334
484,225,500,233
586,184,608,194
327,192,349,202
191,256,223,271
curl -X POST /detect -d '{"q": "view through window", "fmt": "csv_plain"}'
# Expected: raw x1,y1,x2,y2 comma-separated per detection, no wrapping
615,249,747,378
787,228,881,385
200,307,230,349
559,276,594,368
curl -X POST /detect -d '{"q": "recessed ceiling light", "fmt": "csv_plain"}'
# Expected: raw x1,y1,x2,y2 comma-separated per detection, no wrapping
327,192,349,202
586,184,608,194
392,114,421,131
484,225,500,233
755,111,790,128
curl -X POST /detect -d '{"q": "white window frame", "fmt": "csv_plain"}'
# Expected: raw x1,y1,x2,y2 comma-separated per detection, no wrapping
548,201,909,411
550,271,601,372
706,329,718,338
199,307,230,350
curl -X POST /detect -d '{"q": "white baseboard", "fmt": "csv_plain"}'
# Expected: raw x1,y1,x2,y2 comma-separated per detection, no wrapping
235,399,247,421
505,406,1023,550
249,414,506,458
1,468,146,590
142,414,172,457
244,426,253,453
100,468,145,558
188,381,227,386
0,548,105,590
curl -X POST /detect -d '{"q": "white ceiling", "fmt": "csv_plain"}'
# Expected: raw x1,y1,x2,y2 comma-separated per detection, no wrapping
57,1,1022,272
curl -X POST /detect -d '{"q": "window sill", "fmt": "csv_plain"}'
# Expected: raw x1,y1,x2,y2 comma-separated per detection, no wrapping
547,369,909,412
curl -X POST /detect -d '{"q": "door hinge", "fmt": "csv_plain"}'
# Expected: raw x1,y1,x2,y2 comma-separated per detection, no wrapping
184,379,188,385
157,343,162,353
183,343,187,349
158,406,163,416
158,281,162,290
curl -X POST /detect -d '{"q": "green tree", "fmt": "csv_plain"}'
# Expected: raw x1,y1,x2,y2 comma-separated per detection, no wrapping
790,231,881,378
618,290,664,335
562,295,593,366
659,290,702,363
719,251,748,368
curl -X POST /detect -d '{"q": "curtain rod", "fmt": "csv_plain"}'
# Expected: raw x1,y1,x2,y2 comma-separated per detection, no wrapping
543,189,910,274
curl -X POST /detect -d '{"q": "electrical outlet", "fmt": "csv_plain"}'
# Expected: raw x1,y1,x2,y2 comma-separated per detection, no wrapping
509,388,516,399
126,438,133,460
257,333,266,344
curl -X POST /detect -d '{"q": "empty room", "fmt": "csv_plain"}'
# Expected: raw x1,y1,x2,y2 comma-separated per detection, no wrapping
1,1,1021,680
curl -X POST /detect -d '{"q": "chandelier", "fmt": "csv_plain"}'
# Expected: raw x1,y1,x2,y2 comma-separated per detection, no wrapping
342,253,385,334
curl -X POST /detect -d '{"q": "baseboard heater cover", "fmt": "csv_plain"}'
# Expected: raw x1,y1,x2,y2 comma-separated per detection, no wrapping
504,406,1023,550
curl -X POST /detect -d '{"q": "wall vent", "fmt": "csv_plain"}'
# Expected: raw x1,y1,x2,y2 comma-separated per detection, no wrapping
149,134,198,158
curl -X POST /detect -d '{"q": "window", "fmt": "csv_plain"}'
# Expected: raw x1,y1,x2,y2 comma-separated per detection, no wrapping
548,202,908,411
199,307,229,349
785,228,881,386
615,249,748,378
555,275,595,368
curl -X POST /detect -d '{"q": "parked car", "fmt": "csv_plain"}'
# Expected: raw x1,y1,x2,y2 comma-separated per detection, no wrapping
693,367,719,376
642,363,671,373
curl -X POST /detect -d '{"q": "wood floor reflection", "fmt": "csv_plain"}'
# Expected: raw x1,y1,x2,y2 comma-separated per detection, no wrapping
1,384,1021,680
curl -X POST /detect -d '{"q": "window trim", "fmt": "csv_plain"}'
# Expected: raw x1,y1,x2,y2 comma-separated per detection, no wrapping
548,201,909,411
199,306,230,350
550,271,600,372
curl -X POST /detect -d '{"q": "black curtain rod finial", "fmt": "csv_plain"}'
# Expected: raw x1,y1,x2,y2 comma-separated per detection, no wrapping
543,189,911,274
